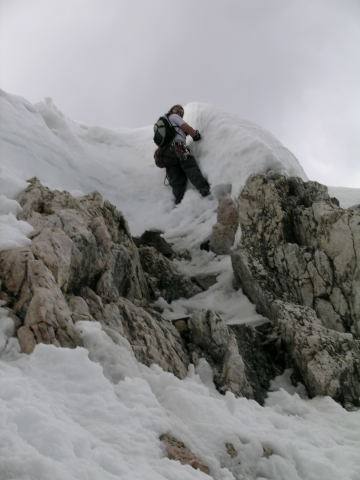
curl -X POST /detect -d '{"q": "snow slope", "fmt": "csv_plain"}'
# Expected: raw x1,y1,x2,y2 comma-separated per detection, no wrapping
1,90,360,479
0,89,307,243
1,311,360,480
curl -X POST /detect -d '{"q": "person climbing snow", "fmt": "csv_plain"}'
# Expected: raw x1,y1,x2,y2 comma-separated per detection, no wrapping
154,104,210,204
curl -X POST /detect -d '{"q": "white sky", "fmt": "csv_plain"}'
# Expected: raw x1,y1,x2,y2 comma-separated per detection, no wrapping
1,0,360,187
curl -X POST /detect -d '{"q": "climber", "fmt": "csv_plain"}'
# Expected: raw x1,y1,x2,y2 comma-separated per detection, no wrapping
154,104,210,204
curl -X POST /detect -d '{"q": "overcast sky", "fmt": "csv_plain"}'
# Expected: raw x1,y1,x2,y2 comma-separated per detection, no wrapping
1,0,359,187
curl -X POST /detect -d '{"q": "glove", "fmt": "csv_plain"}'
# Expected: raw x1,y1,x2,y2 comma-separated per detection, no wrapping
193,130,201,141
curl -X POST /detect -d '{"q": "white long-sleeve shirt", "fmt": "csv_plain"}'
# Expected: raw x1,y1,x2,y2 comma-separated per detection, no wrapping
168,113,186,143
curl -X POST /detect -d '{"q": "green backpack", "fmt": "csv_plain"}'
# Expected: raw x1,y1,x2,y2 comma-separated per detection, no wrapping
153,115,176,147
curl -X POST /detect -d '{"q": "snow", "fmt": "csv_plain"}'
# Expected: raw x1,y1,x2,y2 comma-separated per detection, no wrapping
0,318,359,480
0,89,306,238
0,89,360,479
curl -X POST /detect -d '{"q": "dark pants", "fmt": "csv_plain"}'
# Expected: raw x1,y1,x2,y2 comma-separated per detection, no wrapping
158,143,210,204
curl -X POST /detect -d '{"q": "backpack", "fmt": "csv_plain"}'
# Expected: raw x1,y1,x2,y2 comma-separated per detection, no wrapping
154,148,166,168
153,115,176,147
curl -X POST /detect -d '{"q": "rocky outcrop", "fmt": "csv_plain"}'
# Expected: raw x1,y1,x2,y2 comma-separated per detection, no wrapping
0,178,190,378
232,173,360,405
2,178,271,397
232,174,360,335
10,175,359,406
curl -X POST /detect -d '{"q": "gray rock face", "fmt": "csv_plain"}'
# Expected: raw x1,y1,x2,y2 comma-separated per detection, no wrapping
0,178,189,378
1,248,81,353
230,323,284,404
138,246,202,302
233,174,360,334
272,300,360,406
188,310,254,398
231,173,360,404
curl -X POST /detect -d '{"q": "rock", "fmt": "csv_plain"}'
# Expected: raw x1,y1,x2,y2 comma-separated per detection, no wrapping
80,287,106,322
0,179,190,378
68,296,94,323
191,273,218,291
231,173,360,404
210,194,239,254
134,229,176,258
188,310,253,398
0,248,80,352
160,433,210,475
232,173,360,334
230,323,284,404
210,224,237,255
200,239,210,251
272,300,360,406
79,289,190,379
138,246,202,302
170,316,191,335
117,298,189,378
17,177,149,302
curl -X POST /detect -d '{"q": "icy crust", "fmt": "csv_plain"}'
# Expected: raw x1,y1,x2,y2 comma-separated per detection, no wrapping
0,320,359,480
